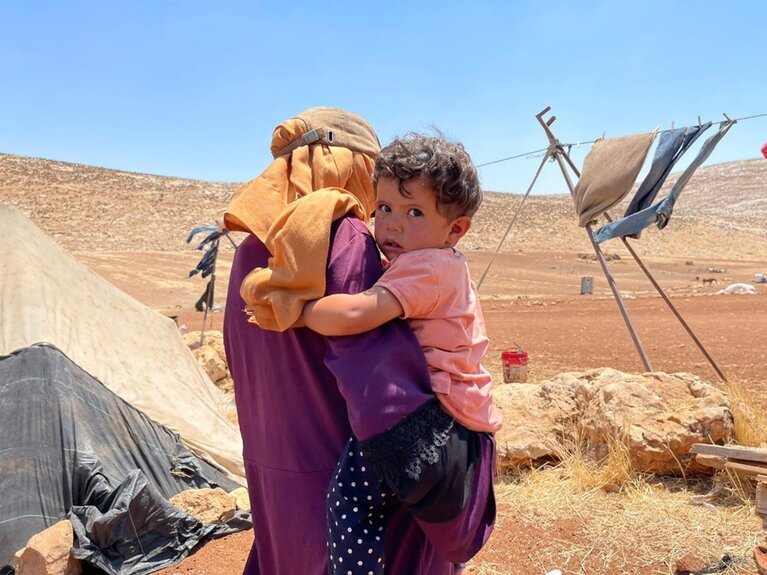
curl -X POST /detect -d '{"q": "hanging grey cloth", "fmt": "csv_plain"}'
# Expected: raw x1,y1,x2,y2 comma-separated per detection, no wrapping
572,132,656,226
593,121,735,244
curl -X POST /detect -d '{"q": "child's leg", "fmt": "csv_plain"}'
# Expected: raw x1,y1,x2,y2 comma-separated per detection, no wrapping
361,399,493,564
327,436,393,575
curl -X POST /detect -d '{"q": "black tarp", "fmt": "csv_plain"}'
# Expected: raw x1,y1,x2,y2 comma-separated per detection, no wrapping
0,345,250,574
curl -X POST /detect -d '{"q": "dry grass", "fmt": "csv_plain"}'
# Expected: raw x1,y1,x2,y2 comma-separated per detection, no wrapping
470,417,767,575
724,379,767,448
470,464,766,575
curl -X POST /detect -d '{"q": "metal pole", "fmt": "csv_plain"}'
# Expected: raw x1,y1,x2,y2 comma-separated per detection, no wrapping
541,107,728,381
535,107,654,372
198,237,220,348
615,227,728,382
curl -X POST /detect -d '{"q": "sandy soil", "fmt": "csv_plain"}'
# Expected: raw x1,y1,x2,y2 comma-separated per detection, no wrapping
75,247,767,575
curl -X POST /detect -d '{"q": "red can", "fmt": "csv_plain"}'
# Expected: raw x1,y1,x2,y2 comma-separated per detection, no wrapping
501,349,529,383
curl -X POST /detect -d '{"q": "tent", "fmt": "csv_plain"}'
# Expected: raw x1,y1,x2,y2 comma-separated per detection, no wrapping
0,205,248,571
0,205,244,480
0,345,248,573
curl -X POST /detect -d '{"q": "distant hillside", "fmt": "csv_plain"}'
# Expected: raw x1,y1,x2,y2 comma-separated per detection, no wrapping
465,157,766,260
1,152,765,260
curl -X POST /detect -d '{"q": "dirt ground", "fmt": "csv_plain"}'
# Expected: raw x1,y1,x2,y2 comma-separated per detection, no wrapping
77,248,767,575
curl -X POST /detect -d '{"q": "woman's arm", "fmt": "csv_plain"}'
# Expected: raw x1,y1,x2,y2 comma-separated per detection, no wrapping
302,285,404,336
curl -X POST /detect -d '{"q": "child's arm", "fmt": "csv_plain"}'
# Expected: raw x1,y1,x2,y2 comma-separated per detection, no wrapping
302,286,404,336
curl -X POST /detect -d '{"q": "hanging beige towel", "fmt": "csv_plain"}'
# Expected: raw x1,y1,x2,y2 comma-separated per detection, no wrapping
572,132,655,227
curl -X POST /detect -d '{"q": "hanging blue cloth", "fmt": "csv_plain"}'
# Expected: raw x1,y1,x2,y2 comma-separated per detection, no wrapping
187,226,222,278
593,121,734,244
624,123,711,218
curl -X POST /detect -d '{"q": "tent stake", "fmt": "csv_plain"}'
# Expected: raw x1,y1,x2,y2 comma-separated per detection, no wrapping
535,107,654,372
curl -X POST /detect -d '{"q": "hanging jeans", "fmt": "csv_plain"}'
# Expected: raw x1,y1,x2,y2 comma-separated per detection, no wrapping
593,121,734,244
624,123,710,218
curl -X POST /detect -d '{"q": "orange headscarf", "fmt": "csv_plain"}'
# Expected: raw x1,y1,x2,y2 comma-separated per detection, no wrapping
224,107,380,331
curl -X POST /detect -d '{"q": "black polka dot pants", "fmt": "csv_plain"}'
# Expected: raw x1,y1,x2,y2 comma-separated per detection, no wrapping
327,437,393,575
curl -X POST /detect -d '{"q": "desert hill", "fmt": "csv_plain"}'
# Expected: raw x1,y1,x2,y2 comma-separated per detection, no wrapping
1,152,765,260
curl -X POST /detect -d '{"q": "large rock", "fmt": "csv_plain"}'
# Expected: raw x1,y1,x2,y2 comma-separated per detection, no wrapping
169,487,237,524
494,368,734,475
576,369,733,473
493,378,580,472
184,330,230,386
184,330,225,360
13,520,81,575
192,345,229,384
230,487,251,512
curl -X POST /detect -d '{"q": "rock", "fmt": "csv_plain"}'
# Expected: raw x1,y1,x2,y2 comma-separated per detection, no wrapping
169,488,237,524
230,487,251,512
184,330,230,385
192,345,229,383
185,330,226,360
215,375,234,394
674,552,707,574
576,369,733,474
493,368,733,474
493,376,581,471
13,520,81,575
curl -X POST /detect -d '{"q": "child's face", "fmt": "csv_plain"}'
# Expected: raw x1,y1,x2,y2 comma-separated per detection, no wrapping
373,176,470,261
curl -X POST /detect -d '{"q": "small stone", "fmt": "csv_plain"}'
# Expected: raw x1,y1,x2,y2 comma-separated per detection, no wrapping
674,552,706,574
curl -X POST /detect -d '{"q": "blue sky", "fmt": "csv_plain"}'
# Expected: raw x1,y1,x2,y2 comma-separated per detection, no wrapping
1,1,765,194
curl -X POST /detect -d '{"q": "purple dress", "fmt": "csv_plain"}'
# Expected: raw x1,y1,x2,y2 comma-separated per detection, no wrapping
224,216,495,574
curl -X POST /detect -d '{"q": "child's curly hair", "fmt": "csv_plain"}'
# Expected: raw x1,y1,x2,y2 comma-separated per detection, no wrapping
373,132,482,219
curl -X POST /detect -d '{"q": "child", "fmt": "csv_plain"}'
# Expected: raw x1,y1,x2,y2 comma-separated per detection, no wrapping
301,133,502,574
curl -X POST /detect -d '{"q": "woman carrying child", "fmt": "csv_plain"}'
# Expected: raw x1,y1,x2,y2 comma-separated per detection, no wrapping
301,133,501,574
224,109,497,575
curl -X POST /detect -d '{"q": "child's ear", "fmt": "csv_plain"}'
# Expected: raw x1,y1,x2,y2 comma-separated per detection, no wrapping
445,216,471,247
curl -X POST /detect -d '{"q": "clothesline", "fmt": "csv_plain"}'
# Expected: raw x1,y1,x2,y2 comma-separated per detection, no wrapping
475,111,767,169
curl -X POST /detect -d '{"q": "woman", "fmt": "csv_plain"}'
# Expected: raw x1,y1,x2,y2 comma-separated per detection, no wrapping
223,107,495,574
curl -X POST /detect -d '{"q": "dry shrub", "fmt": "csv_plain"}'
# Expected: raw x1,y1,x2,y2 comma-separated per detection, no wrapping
721,468,757,506
706,378,767,507
547,420,635,492
480,467,765,575
480,423,765,574
723,379,767,447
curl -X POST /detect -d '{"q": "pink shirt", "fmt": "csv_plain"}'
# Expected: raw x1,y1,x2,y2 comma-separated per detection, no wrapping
376,248,503,433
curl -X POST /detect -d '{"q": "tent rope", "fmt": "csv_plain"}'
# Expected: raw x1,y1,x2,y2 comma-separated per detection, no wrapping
476,142,557,290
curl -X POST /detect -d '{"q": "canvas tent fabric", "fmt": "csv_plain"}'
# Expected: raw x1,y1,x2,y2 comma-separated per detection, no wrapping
593,121,734,244
0,345,249,573
571,132,655,226
0,205,244,481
